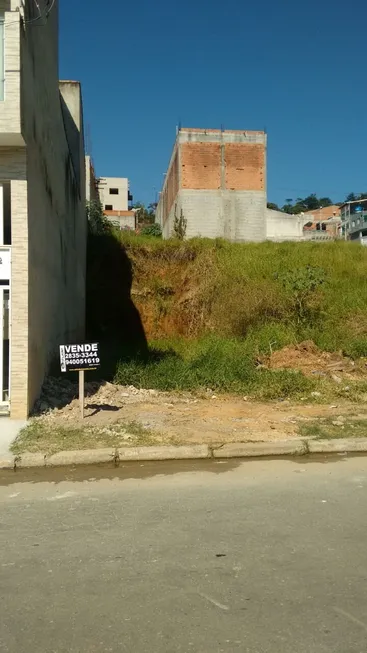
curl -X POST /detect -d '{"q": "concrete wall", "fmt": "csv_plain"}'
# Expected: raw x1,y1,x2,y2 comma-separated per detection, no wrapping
266,209,305,241
157,128,267,242
106,215,136,230
163,190,265,241
99,177,129,211
85,155,99,203
8,0,87,417
0,9,23,145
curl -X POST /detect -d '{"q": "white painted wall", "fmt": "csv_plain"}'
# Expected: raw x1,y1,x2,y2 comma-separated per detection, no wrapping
266,209,306,241
99,177,129,211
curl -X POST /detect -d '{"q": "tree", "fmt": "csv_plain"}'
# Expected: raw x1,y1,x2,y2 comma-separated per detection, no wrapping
345,193,356,202
280,194,334,215
282,202,294,214
267,202,280,211
132,202,156,226
319,197,333,208
302,194,321,211
344,192,367,203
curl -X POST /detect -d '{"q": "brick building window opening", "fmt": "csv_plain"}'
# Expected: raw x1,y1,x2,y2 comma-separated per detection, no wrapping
322,224,326,231
105,205,113,211
109,188,119,195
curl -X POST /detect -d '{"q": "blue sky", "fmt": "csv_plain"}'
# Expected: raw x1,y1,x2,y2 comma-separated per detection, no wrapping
60,0,367,208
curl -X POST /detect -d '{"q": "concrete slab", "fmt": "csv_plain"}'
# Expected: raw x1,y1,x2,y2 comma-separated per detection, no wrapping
0,418,26,455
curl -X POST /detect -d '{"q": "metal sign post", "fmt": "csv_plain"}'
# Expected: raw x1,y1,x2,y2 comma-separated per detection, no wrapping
59,343,101,420
79,369,85,419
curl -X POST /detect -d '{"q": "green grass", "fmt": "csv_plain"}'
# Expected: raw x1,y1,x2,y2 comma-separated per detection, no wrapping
11,419,167,455
114,335,316,399
87,235,367,396
117,236,367,357
299,417,367,440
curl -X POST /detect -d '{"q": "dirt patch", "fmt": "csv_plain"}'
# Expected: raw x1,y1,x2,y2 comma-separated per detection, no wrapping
13,376,367,455
265,340,362,379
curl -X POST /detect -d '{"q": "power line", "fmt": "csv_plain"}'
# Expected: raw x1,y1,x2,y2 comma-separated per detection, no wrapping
5,0,56,28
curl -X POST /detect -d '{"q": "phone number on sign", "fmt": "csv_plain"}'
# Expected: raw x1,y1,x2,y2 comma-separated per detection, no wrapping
67,358,100,366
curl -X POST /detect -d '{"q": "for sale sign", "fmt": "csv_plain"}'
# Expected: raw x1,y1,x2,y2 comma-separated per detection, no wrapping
59,343,100,373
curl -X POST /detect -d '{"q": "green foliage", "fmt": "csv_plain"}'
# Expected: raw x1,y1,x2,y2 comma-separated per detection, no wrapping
277,265,326,323
267,202,280,211
133,202,157,226
86,200,110,235
173,206,187,239
345,192,367,202
89,235,367,405
114,335,317,399
280,194,334,215
140,223,162,238
117,236,367,358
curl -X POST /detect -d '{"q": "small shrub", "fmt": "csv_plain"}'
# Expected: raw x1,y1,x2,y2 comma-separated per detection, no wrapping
140,223,162,238
173,206,187,240
277,265,327,323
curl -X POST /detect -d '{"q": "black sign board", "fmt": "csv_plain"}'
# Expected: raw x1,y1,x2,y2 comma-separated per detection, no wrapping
60,343,100,373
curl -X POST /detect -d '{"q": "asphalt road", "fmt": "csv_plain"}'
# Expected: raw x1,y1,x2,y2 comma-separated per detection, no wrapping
1,455,367,653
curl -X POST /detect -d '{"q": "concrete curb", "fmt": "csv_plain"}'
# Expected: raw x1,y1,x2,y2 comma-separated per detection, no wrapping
308,438,367,453
3,438,367,470
212,440,307,458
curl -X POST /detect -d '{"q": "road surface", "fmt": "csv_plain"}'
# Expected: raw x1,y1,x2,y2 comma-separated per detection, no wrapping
1,455,367,652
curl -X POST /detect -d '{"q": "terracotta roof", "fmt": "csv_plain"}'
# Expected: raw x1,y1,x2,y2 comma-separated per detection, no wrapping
302,205,341,219
104,210,135,217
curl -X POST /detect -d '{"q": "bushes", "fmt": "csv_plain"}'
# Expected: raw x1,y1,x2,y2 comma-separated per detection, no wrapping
140,223,162,238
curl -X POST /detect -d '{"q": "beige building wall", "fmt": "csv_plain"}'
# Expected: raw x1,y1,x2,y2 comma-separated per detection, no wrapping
99,177,129,212
0,1,87,418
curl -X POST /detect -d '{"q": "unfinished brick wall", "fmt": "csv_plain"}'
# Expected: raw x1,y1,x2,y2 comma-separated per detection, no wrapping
162,149,179,225
225,143,265,191
179,141,265,191
181,143,221,190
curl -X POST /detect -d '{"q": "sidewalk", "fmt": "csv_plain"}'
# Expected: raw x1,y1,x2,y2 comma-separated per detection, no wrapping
0,418,26,455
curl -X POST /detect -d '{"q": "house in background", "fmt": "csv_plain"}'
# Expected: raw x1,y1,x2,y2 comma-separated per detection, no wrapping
0,0,86,418
302,205,341,240
98,176,132,212
340,199,367,243
98,176,136,230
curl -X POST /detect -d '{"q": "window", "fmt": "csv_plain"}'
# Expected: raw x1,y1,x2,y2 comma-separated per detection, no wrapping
105,205,113,211
109,188,119,195
322,224,326,231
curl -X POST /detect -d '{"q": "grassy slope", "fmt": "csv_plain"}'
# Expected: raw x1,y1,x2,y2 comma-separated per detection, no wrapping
91,233,367,399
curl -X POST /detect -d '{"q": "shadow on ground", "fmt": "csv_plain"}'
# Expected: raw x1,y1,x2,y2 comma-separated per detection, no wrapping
40,233,178,415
